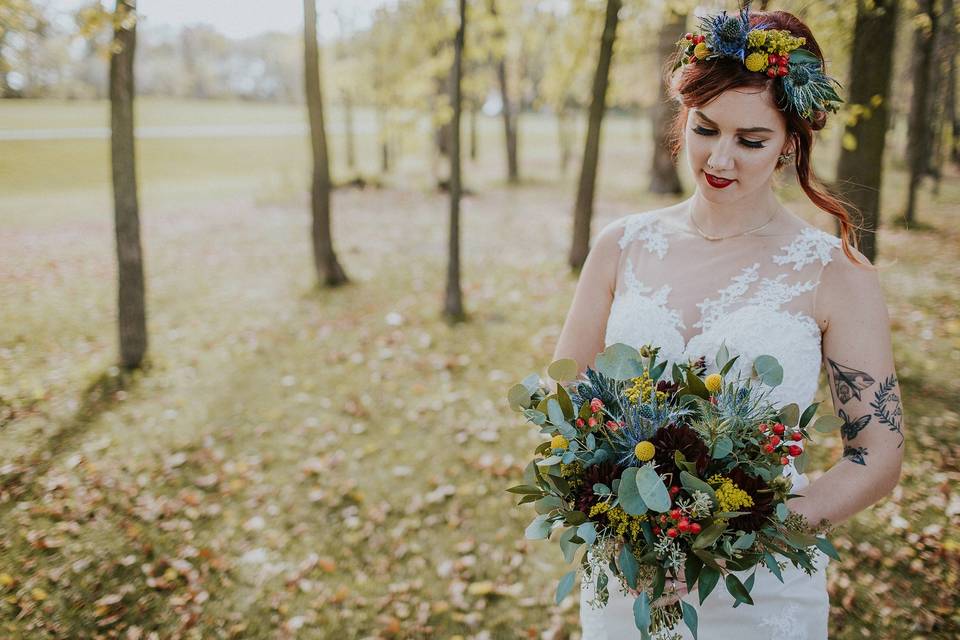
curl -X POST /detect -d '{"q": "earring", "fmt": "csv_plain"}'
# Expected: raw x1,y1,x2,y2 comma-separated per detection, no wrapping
778,151,794,165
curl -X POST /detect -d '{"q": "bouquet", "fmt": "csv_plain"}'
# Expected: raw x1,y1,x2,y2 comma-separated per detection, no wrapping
506,342,843,640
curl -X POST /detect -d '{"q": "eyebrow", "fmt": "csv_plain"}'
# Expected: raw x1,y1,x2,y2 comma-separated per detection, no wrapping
694,110,774,134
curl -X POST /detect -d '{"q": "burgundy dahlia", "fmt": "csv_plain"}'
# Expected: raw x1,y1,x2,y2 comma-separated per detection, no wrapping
574,461,624,515
726,466,775,531
650,424,710,488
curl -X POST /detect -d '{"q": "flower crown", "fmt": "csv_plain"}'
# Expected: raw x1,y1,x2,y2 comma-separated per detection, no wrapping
673,7,843,124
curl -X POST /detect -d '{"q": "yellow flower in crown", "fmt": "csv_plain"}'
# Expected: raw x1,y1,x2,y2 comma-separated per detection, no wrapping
745,52,768,73
693,42,710,60
634,441,656,462
551,435,568,450
704,373,723,394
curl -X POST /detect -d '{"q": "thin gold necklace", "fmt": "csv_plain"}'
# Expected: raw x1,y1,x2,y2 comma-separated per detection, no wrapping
688,204,780,241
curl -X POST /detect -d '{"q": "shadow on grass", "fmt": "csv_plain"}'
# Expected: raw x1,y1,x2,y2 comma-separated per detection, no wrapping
0,364,145,509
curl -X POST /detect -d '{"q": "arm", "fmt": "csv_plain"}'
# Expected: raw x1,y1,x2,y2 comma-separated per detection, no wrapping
548,219,625,392
786,248,904,531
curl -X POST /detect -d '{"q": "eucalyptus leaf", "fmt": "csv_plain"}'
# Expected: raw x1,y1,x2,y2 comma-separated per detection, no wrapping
633,591,651,638
814,536,841,561
547,398,565,426
777,403,800,427
724,573,754,605
711,436,733,459
715,342,730,370
680,471,717,505
692,521,727,550
536,455,562,467
813,414,844,433
506,484,544,495
548,358,579,383
636,464,671,512
586,433,596,451
578,522,597,545
521,372,541,393
525,514,552,540
523,409,547,425
681,600,699,639
595,343,645,381
763,551,784,582
753,355,784,387
535,496,564,514
593,483,611,496
697,565,720,605
793,450,808,473
776,502,789,521
507,384,532,411
732,531,756,550
618,467,648,515
619,543,640,589
555,570,577,604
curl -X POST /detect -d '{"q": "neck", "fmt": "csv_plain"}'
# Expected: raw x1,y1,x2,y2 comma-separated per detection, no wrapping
688,186,784,237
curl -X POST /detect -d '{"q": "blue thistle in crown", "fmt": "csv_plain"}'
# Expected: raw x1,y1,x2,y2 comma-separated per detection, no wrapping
700,7,753,60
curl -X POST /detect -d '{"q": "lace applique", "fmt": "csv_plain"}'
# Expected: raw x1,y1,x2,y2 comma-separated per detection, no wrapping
622,258,686,329
759,601,805,640
772,227,841,271
618,212,669,259
746,274,817,308
694,263,760,330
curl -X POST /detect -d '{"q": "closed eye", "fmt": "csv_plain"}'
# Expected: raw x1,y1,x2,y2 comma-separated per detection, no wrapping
692,125,767,149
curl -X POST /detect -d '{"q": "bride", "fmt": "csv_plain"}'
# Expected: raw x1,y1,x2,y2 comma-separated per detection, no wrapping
551,7,904,639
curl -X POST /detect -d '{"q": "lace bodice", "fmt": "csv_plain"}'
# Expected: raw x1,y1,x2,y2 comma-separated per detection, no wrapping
603,209,842,490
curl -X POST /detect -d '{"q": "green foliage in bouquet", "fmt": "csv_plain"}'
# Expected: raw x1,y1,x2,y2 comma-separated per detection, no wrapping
506,342,844,640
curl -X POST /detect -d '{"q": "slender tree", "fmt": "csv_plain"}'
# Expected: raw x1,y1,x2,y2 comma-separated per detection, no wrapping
834,0,898,262
444,0,467,321
109,0,146,369
902,0,938,225
303,0,348,286
648,8,685,195
569,0,621,271
930,0,956,191
488,0,519,184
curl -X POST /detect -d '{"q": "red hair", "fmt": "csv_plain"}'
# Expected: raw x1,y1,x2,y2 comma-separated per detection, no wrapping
666,10,869,268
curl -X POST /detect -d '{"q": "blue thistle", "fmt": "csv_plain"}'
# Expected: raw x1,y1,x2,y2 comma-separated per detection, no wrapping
608,399,694,467
782,52,844,118
699,7,752,60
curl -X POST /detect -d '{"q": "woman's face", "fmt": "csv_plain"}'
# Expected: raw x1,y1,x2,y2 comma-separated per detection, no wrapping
683,87,792,203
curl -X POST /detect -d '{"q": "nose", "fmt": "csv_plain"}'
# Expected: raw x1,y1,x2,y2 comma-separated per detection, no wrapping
706,138,736,172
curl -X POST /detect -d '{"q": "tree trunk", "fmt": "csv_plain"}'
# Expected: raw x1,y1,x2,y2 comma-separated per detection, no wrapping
569,0,621,271
110,0,147,370
648,9,685,195
558,108,574,175
834,0,898,262
470,104,478,161
930,0,956,192
950,39,960,166
903,0,937,225
444,0,466,321
303,0,348,286
489,0,519,184
342,89,356,171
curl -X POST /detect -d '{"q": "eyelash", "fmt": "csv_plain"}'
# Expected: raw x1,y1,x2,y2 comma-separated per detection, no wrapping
692,125,766,149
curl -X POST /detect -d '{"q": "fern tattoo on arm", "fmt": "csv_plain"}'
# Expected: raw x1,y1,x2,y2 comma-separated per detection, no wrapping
870,374,904,448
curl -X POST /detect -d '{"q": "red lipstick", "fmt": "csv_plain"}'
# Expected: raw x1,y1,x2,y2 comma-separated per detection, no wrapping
704,172,735,189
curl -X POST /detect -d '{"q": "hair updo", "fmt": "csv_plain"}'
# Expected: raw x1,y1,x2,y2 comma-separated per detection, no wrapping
666,10,867,267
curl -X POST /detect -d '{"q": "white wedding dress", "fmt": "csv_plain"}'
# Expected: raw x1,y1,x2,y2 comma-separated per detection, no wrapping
579,208,839,639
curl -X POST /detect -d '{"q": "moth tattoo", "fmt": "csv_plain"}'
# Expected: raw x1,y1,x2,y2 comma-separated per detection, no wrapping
827,358,876,404
839,408,871,441
843,445,868,466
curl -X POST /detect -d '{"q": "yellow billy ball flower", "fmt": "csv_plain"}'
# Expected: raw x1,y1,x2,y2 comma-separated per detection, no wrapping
704,373,723,394
634,441,656,462
744,52,768,73
551,435,569,450
693,42,710,60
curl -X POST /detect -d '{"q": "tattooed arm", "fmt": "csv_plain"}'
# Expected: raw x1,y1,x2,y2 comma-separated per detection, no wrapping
785,247,904,529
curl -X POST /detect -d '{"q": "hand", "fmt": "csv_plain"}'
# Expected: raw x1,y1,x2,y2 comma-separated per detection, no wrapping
627,566,689,606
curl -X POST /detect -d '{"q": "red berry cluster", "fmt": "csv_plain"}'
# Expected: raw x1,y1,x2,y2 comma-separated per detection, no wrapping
766,53,790,78
576,398,606,431
758,422,804,464
651,487,703,539
684,32,706,45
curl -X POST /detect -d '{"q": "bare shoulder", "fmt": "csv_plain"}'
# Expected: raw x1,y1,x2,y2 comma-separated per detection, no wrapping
816,238,887,334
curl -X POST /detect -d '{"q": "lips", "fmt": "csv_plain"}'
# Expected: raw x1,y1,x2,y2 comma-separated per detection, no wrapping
704,172,735,189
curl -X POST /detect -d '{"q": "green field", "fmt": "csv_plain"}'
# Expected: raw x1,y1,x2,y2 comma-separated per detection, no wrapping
1,98,957,638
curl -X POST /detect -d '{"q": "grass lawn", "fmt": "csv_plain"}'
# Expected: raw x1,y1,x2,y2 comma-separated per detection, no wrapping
0,98,957,639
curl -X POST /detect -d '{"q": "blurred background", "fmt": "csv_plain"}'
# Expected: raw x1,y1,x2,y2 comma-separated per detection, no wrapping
1,0,957,638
